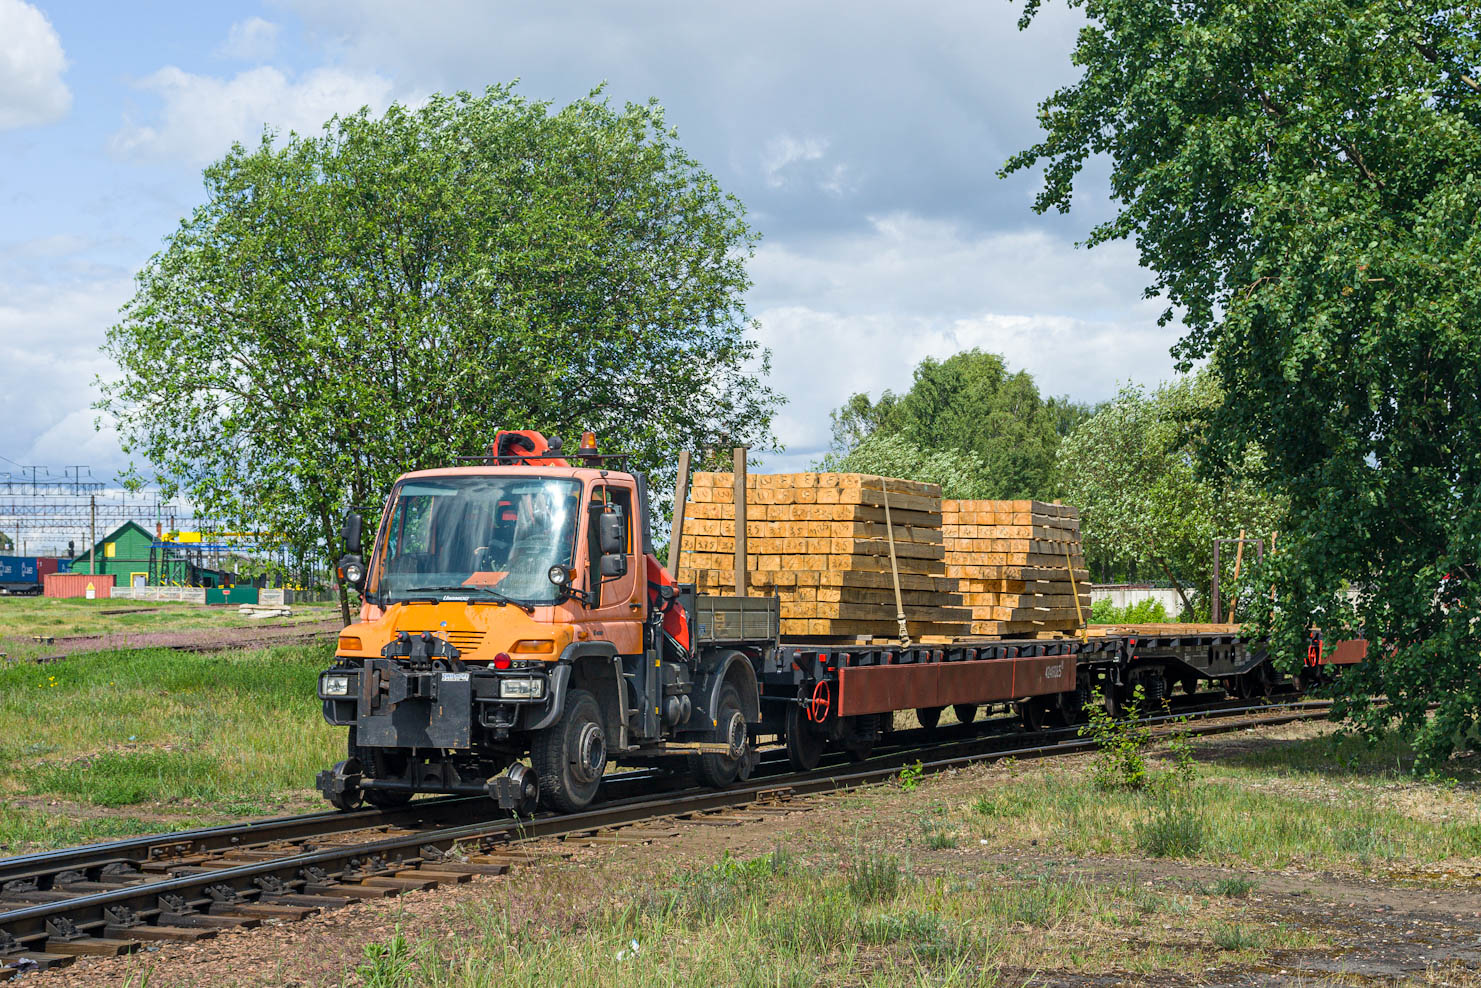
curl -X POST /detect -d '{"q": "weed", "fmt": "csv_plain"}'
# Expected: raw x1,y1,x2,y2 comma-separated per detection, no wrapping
1083,685,1154,790
358,932,417,986
1134,803,1206,858
1213,877,1256,898
847,851,904,904
899,759,924,792
1211,923,1261,951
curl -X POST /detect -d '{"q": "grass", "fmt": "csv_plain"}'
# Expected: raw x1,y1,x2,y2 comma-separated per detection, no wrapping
0,641,342,852
346,844,1314,987
949,726,1481,875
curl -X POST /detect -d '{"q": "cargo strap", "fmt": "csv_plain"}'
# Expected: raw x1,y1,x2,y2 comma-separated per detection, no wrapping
1064,541,1087,642
879,480,911,646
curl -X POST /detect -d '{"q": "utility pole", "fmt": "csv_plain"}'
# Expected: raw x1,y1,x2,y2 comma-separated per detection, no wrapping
89,494,97,577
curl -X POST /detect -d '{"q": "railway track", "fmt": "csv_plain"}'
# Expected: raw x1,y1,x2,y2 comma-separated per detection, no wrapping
0,696,1330,980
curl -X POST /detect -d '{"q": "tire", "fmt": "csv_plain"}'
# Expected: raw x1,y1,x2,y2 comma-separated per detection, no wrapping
952,704,978,726
353,731,414,809
696,685,748,788
785,703,826,772
916,706,943,732
531,688,607,813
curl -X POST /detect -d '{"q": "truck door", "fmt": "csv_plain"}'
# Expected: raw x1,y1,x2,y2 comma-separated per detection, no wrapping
581,482,642,654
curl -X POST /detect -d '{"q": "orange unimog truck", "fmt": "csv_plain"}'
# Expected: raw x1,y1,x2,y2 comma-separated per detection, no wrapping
316,430,765,814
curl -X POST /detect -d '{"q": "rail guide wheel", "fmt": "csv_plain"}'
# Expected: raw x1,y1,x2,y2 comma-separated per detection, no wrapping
318,757,364,812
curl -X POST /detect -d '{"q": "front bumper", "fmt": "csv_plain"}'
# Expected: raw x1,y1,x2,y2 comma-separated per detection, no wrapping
319,658,557,748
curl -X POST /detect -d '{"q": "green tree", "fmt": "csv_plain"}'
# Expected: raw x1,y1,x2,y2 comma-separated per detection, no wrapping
819,432,993,499
1056,374,1286,615
1008,1,1481,764
828,349,1065,499
101,85,778,624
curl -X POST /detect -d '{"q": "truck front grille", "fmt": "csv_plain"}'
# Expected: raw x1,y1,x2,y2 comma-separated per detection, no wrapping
404,630,486,655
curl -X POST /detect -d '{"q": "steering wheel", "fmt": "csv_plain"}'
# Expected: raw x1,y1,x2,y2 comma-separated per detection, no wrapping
475,537,513,570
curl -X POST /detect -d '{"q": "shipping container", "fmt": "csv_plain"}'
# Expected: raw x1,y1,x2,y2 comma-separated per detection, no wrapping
0,556,40,594
44,572,112,599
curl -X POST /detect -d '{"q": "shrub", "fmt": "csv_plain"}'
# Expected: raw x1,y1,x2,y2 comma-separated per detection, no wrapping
1090,598,1172,624
1082,686,1154,790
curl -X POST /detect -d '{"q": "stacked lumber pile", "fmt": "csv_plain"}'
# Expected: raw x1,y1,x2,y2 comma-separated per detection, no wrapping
676,472,972,639
941,500,1090,636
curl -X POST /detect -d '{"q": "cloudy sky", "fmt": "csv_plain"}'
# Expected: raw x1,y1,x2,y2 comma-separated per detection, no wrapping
0,0,1178,482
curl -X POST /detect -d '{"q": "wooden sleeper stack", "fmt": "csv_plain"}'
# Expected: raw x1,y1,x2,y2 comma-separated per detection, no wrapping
676,472,972,640
940,499,1090,636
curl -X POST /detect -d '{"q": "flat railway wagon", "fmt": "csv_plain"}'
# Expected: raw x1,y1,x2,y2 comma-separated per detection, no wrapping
317,431,1361,815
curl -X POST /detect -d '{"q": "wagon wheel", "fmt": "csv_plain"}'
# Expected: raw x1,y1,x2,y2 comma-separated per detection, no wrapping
785,703,827,772
845,714,880,762
952,703,978,726
915,706,944,733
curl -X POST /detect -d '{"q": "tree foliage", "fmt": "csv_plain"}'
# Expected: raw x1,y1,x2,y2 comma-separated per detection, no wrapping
1056,374,1286,613
101,85,778,621
827,349,1089,499
819,432,994,499
1009,1,1481,764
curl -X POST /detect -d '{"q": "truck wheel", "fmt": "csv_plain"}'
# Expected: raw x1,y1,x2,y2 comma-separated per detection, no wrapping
915,706,943,732
531,688,606,813
696,685,748,788
785,703,825,772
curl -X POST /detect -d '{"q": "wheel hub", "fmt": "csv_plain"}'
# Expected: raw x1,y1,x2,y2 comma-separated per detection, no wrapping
572,721,606,783
724,711,747,759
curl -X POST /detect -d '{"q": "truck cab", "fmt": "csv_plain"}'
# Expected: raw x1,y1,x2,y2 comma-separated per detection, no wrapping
316,432,764,814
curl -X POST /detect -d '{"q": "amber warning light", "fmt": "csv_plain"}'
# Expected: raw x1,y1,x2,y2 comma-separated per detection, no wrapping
579,431,598,451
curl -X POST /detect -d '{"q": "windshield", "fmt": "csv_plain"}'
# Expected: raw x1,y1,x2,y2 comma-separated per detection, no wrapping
370,475,582,604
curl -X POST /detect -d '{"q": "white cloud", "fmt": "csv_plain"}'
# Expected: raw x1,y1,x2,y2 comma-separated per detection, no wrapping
217,16,280,61
0,270,133,475
110,65,399,164
761,134,828,188
0,0,70,130
747,214,1178,470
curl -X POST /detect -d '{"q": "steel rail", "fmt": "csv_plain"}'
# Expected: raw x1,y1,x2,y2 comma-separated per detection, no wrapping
0,692,1327,896
0,691,1320,888
0,699,1329,966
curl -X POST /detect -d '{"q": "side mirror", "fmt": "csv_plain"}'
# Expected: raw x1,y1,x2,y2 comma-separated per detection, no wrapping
598,509,625,555
343,512,364,554
600,552,628,578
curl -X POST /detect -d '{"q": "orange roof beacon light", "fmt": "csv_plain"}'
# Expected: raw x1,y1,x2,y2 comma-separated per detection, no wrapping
579,431,600,465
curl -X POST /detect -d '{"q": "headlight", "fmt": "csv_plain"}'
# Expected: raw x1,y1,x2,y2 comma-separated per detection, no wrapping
548,565,570,587
321,673,351,697
499,677,546,700
343,562,364,585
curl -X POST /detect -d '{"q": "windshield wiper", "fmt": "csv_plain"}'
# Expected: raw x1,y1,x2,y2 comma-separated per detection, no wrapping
399,585,536,613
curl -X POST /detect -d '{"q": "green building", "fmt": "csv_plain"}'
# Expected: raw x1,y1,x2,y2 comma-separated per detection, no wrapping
73,521,197,587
